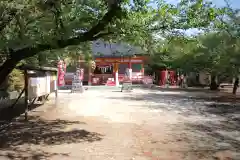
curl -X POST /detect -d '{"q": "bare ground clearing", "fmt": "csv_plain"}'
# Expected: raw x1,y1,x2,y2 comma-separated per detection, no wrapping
0,87,239,160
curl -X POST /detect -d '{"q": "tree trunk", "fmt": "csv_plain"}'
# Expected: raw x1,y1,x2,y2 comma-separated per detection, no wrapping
232,77,239,94
210,75,218,90
0,58,20,86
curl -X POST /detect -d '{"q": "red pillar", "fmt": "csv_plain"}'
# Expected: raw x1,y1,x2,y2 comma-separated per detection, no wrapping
128,57,132,69
159,70,167,86
141,63,144,75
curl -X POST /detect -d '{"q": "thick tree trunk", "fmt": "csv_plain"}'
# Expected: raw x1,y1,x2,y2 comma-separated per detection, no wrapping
232,77,239,94
0,58,20,86
210,75,218,90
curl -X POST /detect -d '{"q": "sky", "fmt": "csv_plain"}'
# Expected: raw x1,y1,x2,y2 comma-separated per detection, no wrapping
164,0,240,8
162,0,240,36
211,0,240,8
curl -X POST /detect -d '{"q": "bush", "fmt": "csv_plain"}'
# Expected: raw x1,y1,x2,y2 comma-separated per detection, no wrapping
7,69,24,92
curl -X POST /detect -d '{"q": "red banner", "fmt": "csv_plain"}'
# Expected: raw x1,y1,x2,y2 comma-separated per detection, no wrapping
79,68,84,80
159,70,176,86
57,60,66,87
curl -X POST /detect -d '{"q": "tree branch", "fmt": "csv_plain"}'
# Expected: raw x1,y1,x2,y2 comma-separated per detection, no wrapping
0,2,122,86
10,4,122,60
91,32,114,40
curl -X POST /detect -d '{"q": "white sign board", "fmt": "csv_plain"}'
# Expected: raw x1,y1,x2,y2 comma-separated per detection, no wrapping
30,78,40,86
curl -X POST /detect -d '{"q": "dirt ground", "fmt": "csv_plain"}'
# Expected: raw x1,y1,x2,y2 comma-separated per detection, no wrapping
0,87,239,160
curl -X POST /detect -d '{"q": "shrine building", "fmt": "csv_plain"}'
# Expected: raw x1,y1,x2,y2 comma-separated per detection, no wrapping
64,40,148,86
91,40,147,85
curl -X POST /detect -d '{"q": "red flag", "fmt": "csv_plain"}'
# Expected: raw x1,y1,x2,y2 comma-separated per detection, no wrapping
57,60,66,87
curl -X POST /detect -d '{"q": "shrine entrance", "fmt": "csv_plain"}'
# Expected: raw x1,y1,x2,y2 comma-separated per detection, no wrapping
92,64,114,85
91,56,146,86
90,40,149,86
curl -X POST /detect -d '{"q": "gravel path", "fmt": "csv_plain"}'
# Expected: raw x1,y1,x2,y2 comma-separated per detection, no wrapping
0,87,239,160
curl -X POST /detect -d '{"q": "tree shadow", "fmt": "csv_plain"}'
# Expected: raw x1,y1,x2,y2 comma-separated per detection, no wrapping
0,96,44,126
0,115,103,159
0,96,104,159
182,117,240,159
0,147,70,160
204,103,240,118
108,88,240,158
132,89,240,158
0,115,103,149
198,103,240,148
160,116,240,159
0,115,103,160
140,86,214,93
106,91,213,113
107,89,240,114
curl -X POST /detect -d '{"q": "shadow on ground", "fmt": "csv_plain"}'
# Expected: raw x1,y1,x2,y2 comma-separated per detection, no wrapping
0,148,70,160
0,115,103,159
180,116,240,159
108,88,240,158
107,88,240,116
0,115,103,148
111,87,240,102
108,88,240,122
185,120,240,148
0,101,42,125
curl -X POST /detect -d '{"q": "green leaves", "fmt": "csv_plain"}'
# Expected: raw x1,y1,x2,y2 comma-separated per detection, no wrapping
0,0,234,69
149,28,240,77
1,0,108,49
0,0,225,55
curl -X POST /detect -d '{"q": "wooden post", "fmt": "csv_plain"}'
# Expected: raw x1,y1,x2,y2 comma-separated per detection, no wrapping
55,69,58,98
24,69,29,121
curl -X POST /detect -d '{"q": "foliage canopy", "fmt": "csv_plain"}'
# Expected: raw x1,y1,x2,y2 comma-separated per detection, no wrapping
0,0,233,86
